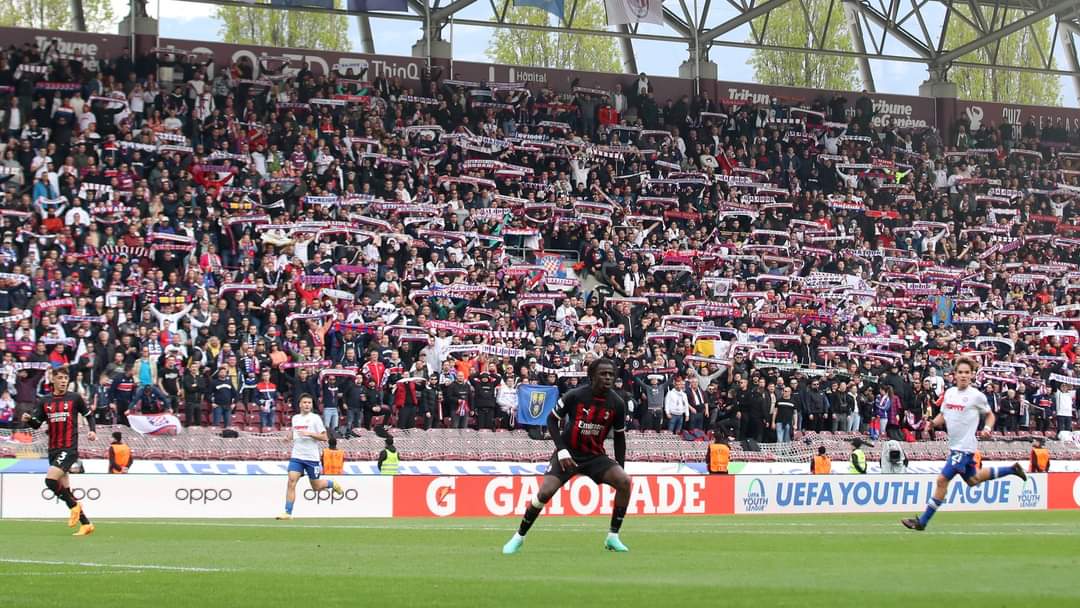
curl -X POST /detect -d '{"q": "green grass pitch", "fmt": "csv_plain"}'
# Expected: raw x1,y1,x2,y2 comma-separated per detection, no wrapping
2,511,1079,607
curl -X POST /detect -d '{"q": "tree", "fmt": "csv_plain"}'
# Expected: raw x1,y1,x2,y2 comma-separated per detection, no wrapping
486,0,621,74
215,1,350,52
943,7,1061,106
0,0,114,32
748,0,858,91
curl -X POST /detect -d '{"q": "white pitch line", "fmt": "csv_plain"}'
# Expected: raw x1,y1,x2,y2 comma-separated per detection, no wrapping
10,519,1076,537
0,574,128,578
0,558,229,573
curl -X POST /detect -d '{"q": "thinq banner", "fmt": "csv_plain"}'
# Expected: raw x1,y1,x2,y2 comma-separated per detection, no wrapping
734,474,1048,515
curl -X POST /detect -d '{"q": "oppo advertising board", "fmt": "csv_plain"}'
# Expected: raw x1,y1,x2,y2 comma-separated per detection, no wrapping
392,475,735,517
0,474,393,518
734,474,1048,515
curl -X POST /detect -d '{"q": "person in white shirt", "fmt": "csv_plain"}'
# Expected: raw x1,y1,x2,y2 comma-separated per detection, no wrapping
664,377,690,434
277,394,345,519
1054,384,1075,438
902,356,1026,531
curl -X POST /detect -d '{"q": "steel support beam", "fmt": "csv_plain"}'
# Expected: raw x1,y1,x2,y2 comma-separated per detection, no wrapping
842,1,875,91
175,0,1080,84
934,0,1078,65
662,8,693,39
1060,21,1080,102
846,0,933,58
431,0,478,24
617,24,638,74
356,15,375,53
699,0,795,45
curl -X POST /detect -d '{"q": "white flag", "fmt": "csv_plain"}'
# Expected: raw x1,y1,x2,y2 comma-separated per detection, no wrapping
128,414,183,436
604,0,664,25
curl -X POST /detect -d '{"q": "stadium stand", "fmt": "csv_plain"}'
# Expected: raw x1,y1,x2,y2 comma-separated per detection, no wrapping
0,35,1079,463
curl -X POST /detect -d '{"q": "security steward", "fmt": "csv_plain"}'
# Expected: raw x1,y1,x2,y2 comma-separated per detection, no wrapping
377,436,399,475
849,438,868,474
1029,438,1051,473
322,434,346,475
108,431,132,474
706,436,730,474
810,446,831,474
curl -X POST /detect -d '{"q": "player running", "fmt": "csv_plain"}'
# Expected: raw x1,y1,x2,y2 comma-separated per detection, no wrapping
503,358,632,554
277,393,346,519
902,356,1026,531
21,367,97,536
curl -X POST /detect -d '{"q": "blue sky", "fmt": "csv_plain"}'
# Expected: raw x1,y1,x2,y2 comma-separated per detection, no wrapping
136,0,1078,107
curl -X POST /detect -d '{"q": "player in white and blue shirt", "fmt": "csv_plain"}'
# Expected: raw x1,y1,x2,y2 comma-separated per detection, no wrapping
902,357,1026,530
277,393,346,519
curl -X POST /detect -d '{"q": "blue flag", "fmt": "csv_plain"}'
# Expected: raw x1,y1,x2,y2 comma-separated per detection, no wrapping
347,0,409,10
516,384,560,426
514,0,565,19
270,0,335,8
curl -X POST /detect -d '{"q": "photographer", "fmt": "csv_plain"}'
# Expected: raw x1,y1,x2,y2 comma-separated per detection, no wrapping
880,439,909,474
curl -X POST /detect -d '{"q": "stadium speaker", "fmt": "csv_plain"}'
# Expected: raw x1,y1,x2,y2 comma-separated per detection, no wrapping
221,429,239,439
740,439,761,452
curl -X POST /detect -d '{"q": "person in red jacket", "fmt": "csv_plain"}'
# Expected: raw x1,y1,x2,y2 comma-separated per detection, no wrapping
393,377,422,430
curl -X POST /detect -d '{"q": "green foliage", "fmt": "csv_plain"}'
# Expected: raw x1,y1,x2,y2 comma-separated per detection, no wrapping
943,8,1061,106
0,0,114,32
486,0,621,74
216,1,350,52
748,0,858,91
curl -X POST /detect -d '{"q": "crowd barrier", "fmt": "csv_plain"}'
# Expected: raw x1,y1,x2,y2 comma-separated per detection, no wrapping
2,473,1077,518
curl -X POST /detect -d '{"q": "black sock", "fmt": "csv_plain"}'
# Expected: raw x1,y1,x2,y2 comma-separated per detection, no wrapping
46,479,77,508
517,504,543,536
57,487,80,510
609,505,628,534
78,510,90,525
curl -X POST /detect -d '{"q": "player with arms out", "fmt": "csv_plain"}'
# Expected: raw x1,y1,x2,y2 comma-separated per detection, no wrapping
21,367,97,536
902,356,1026,531
503,358,633,554
277,393,346,520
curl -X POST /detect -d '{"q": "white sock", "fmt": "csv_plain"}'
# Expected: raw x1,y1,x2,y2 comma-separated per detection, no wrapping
607,532,619,539
513,532,524,540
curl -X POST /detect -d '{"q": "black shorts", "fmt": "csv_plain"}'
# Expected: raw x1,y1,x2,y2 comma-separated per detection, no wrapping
47,448,79,472
546,450,620,485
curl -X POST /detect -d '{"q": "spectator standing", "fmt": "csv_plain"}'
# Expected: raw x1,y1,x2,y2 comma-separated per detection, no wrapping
210,366,238,428
108,431,132,474
664,377,690,434
180,362,207,427
772,386,796,443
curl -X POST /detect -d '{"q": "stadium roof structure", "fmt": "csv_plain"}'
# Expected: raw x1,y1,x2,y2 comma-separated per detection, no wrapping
182,0,1080,97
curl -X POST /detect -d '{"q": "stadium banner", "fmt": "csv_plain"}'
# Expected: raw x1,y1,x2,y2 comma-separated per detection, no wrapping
0,459,707,476
391,475,735,517
1048,472,1080,510
733,474,1047,515
0,474,392,519
725,460,1080,475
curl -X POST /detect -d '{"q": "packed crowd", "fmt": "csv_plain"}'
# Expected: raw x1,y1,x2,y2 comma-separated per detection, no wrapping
0,39,1078,445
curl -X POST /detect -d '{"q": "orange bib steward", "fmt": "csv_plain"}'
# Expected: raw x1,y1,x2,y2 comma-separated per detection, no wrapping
322,448,345,475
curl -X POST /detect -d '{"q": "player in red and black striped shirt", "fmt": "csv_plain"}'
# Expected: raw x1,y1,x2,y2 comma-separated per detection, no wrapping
503,358,632,554
22,367,97,536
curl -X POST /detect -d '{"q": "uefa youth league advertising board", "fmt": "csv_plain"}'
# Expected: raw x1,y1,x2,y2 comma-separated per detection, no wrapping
734,474,1048,515
0,474,393,518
